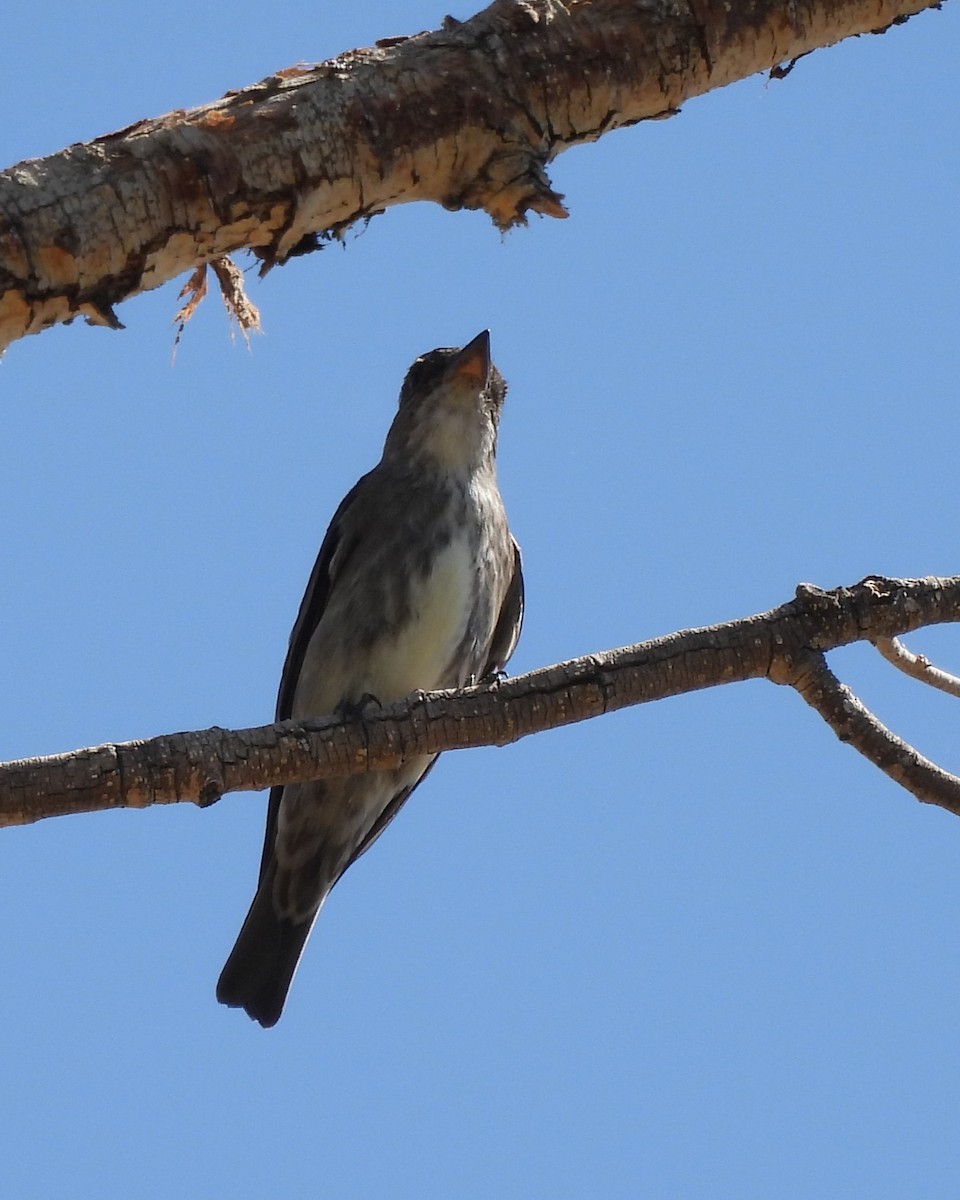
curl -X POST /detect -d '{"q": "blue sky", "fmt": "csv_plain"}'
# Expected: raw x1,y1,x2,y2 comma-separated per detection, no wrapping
2,3,959,1196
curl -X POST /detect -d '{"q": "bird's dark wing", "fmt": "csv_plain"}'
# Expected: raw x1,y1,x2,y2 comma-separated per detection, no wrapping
274,473,376,724
257,470,373,884
481,536,524,680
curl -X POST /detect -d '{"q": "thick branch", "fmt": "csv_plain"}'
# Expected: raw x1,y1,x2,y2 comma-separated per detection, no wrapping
2,575,958,827
0,0,941,349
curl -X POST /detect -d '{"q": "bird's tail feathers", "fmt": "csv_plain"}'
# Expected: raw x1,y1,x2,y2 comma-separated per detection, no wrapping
216,863,318,1029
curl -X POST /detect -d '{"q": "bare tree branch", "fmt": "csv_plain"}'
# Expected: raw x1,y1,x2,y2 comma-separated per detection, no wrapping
2,575,958,828
0,0,941,351
786,650,960,817
873,636,960,699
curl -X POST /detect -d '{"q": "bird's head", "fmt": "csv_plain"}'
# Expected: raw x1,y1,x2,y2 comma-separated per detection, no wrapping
385,331,507,472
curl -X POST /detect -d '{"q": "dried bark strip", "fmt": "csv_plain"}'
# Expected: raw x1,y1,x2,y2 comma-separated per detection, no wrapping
0,0,941,350
1,575,957,827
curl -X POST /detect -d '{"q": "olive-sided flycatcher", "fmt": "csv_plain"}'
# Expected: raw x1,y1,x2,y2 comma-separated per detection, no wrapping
217,331,523,1027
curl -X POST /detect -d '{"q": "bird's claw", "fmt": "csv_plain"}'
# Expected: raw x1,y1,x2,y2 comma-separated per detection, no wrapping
336,693,383,720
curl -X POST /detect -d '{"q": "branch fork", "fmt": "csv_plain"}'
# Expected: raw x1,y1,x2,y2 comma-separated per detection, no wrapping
2,574,959,827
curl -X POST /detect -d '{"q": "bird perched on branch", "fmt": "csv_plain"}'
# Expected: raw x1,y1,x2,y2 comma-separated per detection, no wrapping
217,331,524,1027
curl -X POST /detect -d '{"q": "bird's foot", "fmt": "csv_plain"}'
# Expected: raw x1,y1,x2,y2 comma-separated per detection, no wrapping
336,693,383,721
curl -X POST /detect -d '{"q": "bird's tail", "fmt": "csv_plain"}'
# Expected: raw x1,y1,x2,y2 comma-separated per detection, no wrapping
216,862,316,1028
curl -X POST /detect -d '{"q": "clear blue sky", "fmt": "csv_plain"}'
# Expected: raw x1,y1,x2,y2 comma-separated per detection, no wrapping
2,3,959,1197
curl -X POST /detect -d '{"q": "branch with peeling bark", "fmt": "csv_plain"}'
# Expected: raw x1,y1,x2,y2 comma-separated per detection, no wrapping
3,575,959,828
0,0,942,350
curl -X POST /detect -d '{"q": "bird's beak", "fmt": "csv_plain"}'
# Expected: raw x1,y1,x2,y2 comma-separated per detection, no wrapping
448,330,491,387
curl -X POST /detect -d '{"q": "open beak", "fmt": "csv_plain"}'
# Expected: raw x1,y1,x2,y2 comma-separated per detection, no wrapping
447,330,491,387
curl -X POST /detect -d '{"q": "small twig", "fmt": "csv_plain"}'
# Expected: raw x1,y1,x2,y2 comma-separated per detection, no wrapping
788,651,960,817
873,636,960,699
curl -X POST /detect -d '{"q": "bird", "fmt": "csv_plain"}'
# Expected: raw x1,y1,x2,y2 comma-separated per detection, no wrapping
216,331,524,1027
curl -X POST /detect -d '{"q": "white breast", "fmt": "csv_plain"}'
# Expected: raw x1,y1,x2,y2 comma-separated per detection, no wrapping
292,533,478,719
370,534,476,702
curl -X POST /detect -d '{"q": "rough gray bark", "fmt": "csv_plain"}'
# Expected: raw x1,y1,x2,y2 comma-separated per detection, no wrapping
3,576,959,827
0,0,942,350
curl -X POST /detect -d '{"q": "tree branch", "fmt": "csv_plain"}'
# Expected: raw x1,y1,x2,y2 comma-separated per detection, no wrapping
2,575,958,828
0,0,941,350
873,636,960,699
786,650,960,816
